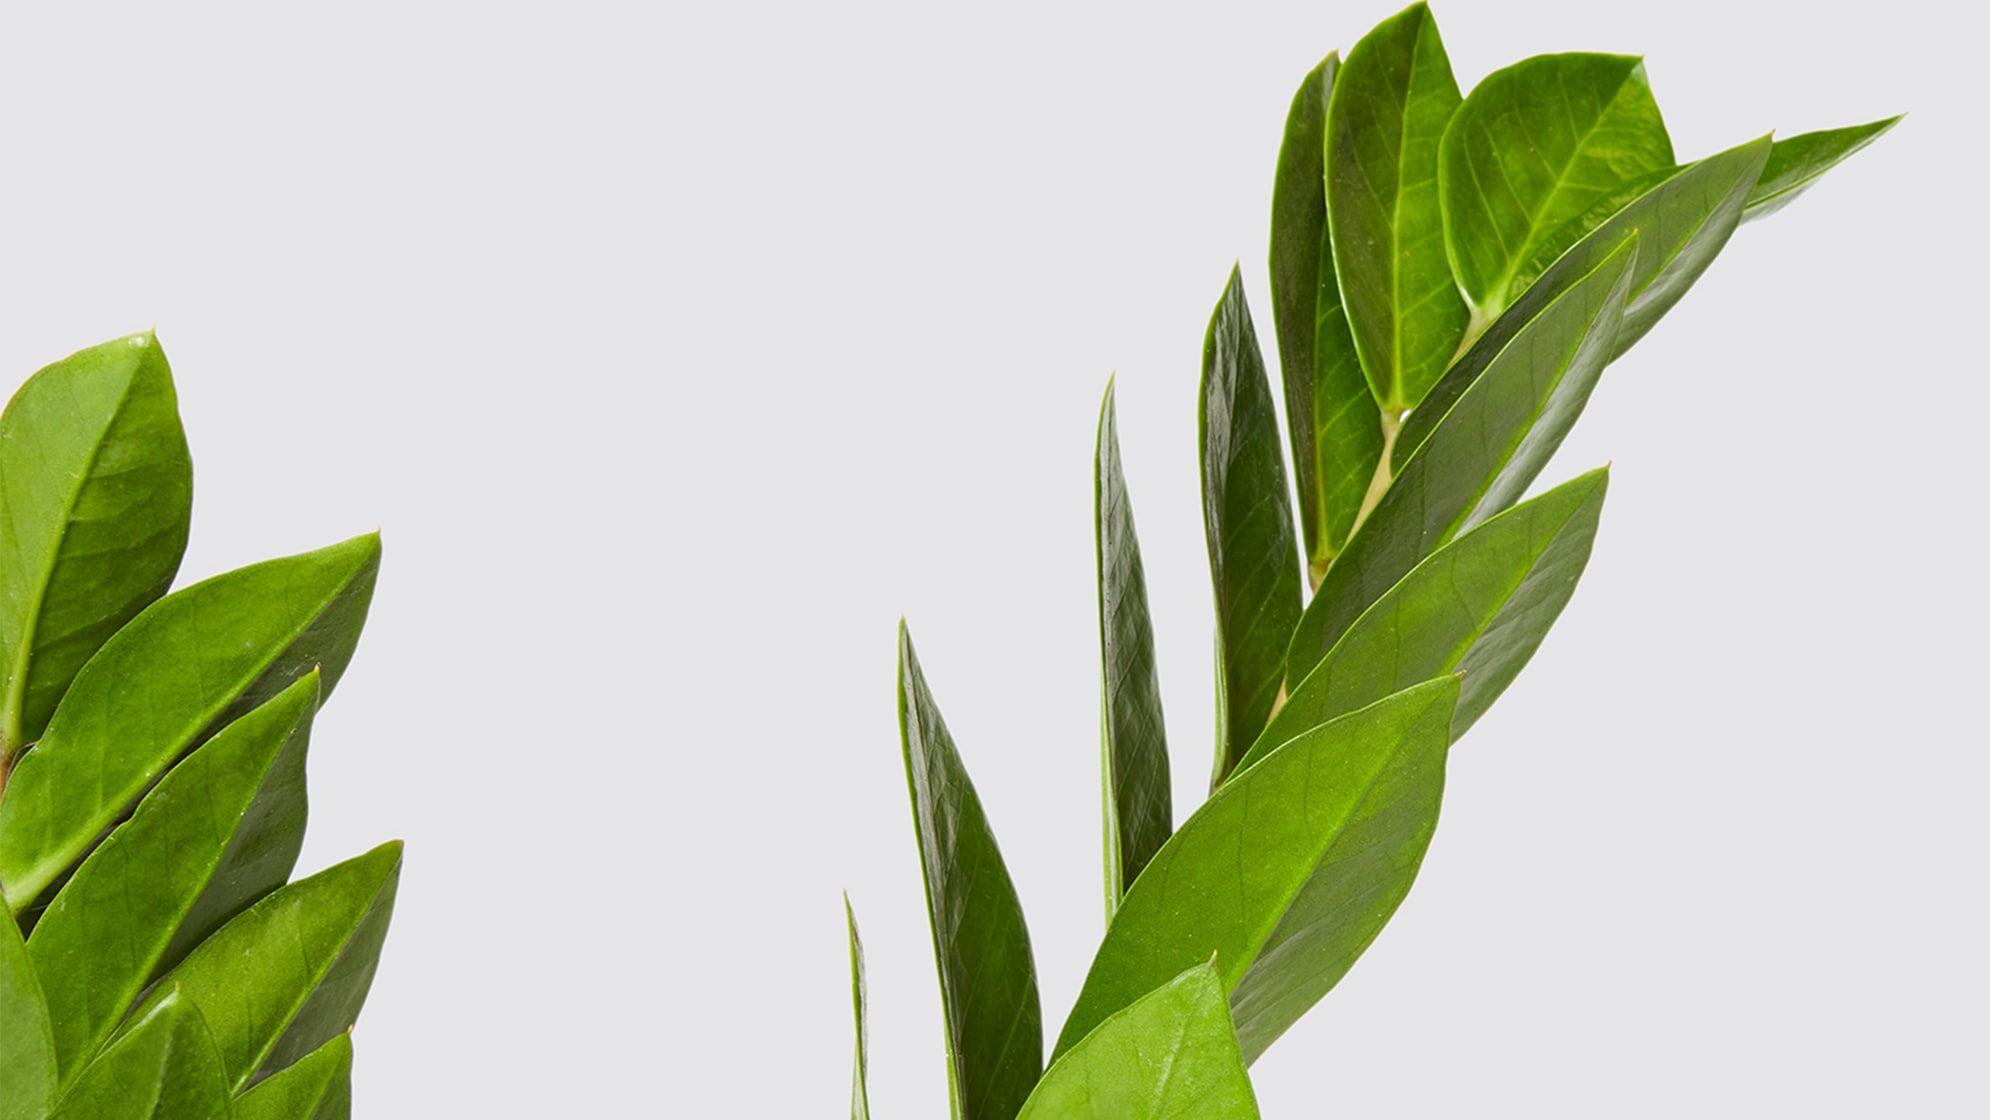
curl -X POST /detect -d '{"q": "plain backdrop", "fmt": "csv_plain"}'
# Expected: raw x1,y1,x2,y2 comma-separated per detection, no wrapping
2,1,1984,1115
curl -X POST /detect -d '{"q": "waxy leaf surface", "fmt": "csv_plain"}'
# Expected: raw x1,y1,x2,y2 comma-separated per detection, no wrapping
1018,964,1258,1120
234,1034,352,1120
49,993,229,1120
0,905,55,1120
899,626,1041,1120
1744,116,1900,221
846,896,869,1120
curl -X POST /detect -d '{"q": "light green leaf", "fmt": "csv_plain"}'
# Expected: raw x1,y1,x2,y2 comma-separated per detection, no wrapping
0,333,192,756
1296,238,1636,669
234,1035,352,1120
127,841,402,1093
899,625,1042,1120
0,533,380,911
27,673,321,1082
50,991,230,1120
1019,964,1259,1120
1326,2,1466,413
1243,469,1607,778
0,905,56,1120
1744,116,1900,221
1096,382,1171,912
846,896,869,1120
1440,53,1674,319
1200,270,1301,786
1055,678,1459,1065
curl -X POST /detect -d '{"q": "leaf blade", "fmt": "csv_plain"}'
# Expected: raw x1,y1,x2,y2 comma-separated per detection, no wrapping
0,903,56,1120
234,1034,353,1120
847,896,869,1120
1744,116,1900,221
49,992,230,1120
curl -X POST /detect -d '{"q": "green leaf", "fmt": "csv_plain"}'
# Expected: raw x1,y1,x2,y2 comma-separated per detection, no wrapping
1055,678,1459,1065
846,896,870,1120
1325,2,1466,413
1242,469,1607,778
27,673,321,1082
898,625,1042,1120
1200,270,1301,786
1744,116,1900,221
234,1035,352,1120
1296,238,1636,669
1440,53,1674,319
0,333,193,756
1095,382,1171,912
50,991,230,1120
1019,964,1259,1120
0,905,56,1120
126,841,403,1093
0,533,380,911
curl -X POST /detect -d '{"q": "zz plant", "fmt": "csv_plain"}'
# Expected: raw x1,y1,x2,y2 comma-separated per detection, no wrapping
0,334,395,1119
847,6,1893,1117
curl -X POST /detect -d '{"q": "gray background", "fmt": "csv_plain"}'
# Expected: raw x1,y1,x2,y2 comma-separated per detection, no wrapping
2,1,1983,1115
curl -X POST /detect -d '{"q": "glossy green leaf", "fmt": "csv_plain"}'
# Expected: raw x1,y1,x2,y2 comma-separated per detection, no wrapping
0,906,56,1120
1019,964,1259,1120
0,533,380,911
127,841,403,1093
1200,270,1301,786
1242,469,1607,778
234,1035,352,1120
898,625,1041,1120
1296,238,1636,670
1095,383,1171,911
27,673,321,1082
1326,2,1466,413
846,895,869,1120
50,991,230,1120
0,334,194,758
1440,53,1674,319
1744,116,1900,221
1056,678,1458,1064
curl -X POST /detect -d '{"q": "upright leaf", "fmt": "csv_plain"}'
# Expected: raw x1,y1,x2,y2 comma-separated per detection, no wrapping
899,626,1042,1120
846,896,870,1120
1019,964,1259,1120
1326,2,1466,413
1200,270,1300,785
1440,53,1674,319
0,333,192,756
1243,469,1608,777
49,992,230,1120
0,533,380,910
1056,679,1459,1064
234,1035,353,1120
28,673,321,1082
1095,383,1171,911
126,841,403,1092
0,908,56,1120
1744,116,1900,221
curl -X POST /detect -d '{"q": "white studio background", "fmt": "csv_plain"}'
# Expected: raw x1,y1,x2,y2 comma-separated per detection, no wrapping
2,1,1983,1115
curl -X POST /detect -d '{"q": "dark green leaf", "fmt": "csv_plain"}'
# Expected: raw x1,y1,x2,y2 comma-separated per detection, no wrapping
1326,2,1466,413
0,533,380,911
1440,53,1674,319
0,333,192,756
1243,469,1607,777
1095,383,1171,911
126,841,403,1093
1310,230,1388,582
1019,964,1259,1119
1744,116,1901,221
50,991,230,1120
27,673,321,1082
1200,270,1301,786
234,1035,352,1120
846,895,869,1120
899,625,1041,1120
1056,679,1458,1064
0,904,55,1120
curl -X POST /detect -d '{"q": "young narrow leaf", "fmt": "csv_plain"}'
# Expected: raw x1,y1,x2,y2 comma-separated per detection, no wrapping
1326,2,1466,412
1055,678,1459,1064
1744,116,1901,221
846,896,870,1120
125,841,403,1092
1243,469,1608,777
234,1034,354,1120
1294,239,1636,670
1018,964,1259,1120
0,333,192,756
27,673,321,1082
0,908,56,1120
1095,383,1171,911
0,533,379,911
899,625,1042,1120
49,992,230,1120
1440,53,1674,319
1200,270,1301,786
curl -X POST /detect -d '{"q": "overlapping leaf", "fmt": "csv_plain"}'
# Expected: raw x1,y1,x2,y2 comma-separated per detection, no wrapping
235,1035,353,1120
49,992,229,1120
0,905,55,1120
1744,116,1901,220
